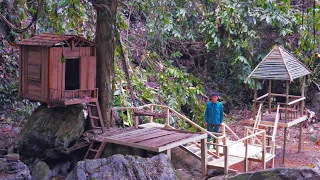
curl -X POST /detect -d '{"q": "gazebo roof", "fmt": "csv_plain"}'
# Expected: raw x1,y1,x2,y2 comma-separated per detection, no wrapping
248,46,312,81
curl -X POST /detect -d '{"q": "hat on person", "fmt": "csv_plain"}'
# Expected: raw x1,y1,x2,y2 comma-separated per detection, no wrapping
210,91,219,97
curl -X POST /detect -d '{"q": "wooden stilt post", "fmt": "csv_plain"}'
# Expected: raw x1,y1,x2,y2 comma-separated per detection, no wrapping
201,138,208,177
298,76,306,152
268,79,272,113
253,79,257,119
244,128,248,172
283,80,289,163
166,149,171,160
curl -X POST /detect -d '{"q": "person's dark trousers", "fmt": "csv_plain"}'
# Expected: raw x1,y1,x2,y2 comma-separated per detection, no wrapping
207,124,220,149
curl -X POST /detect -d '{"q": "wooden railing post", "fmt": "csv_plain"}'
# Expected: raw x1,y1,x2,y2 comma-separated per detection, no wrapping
224,146,229,175
262,130,266,170
201,138,208,177
244,127,248,172
149,105,153,123
166,107,170,126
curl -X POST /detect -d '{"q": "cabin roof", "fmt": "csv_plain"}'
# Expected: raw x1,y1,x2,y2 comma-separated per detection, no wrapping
17,33,95,47
247,46,312,81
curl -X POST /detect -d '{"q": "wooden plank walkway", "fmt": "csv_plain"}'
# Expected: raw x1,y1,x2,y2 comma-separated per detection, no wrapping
248,112,307,128
84,127,207,152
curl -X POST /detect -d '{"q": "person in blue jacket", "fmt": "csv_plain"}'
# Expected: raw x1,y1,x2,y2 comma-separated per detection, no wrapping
204,91,224,149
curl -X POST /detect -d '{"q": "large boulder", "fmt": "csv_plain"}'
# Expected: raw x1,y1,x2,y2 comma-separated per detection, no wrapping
66,154,178,180
311,93,320,118
228,168,320,180
16,104,85,158
31,160,52,180
0,158,31,180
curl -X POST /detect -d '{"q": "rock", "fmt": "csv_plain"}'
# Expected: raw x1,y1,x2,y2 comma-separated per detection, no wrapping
227,168,320,180
0,158,31,180
51,161,70,176
31,160,52,180
0,149,7,158
4,153,19,162
310,93,320,119
16,104,85,158
66,154,178,180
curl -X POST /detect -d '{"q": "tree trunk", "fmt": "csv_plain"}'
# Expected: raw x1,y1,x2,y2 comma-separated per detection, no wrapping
94,0,117,127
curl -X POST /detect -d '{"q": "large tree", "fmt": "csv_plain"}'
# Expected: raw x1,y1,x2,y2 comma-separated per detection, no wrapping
93,0,117,127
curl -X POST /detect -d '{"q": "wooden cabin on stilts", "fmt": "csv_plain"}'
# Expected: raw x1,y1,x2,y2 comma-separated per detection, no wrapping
17,33,105,133
247,45,312,163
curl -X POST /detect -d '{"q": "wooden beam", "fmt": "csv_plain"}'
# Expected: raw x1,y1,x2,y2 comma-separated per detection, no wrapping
268,80,272,113
299,76,306,153
253,79,257,119
262,131,266,169
201,138,208,177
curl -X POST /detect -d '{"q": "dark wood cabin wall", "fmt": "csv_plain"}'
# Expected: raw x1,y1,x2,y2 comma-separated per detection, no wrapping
22,46,45,101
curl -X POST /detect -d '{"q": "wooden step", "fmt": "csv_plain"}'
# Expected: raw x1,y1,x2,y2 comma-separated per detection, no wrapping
87,103,97,107
89,149,98,152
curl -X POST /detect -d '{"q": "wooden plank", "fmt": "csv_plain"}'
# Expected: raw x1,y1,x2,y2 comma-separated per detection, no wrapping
104,137,159,152
108,128,159,140
158,133,207,152
23,46,28,94
43,47,49,103
115,128,170,140
138,133,193,147
28,50,42,58
149,105,154,123
27,57,41,64
286,116,307,127
138,122,165,128
201,138,208,177
119,130,176,143
80,56,88,89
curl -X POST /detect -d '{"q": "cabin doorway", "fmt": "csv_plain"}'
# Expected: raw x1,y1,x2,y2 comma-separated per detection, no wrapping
65,58,80,90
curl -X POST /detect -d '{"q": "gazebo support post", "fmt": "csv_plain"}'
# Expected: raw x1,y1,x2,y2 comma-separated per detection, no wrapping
298,76,306,152
252,79,257,119
283,80,289,164
268,79,272,113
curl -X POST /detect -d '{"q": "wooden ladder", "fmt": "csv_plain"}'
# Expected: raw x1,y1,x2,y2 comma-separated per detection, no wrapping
84,140,106,159
87,99,105,133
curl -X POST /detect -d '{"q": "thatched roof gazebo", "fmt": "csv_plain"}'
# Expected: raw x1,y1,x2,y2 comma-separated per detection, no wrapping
247,45,312,163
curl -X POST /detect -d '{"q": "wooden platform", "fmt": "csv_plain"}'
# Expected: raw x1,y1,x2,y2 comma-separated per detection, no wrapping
248,112,307,128
84,127,207,152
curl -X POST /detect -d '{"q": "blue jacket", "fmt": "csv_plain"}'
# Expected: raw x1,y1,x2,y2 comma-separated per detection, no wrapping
204,101,224,124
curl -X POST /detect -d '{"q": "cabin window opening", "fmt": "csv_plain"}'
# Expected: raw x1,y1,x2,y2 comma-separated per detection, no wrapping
65,58,80,90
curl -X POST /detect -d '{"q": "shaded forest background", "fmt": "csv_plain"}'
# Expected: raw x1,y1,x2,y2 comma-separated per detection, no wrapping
0,0,319,127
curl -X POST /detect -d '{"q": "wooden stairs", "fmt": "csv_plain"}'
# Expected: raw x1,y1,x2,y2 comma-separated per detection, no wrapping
84,140,107,159
84,99,106,160
87,99,105,133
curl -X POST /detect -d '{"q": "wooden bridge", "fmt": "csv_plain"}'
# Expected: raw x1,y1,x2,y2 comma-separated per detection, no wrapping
82,104,281,177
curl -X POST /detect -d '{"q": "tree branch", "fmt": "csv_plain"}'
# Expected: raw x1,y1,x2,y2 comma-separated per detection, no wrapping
92,0,111,16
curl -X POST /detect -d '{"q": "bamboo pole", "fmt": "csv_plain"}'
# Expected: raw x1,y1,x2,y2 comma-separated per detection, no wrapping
253,79,257,119
298,76,306,152
283,80,289,163
268,79,272,113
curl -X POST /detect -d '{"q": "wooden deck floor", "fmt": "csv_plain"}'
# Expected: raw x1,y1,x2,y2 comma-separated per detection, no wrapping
84,127,207,152
248,112,307,128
